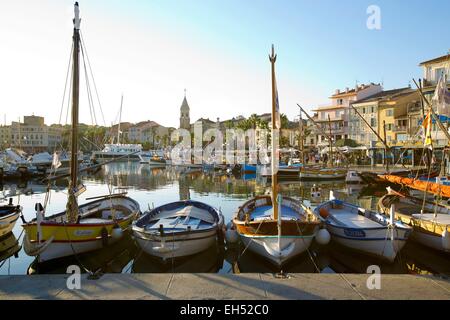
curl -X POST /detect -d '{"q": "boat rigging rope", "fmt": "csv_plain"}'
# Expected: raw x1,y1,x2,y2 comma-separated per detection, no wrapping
293,217,321,273
236,218,265,263
58,43,74,125
80,32,107,127
80,41,97,126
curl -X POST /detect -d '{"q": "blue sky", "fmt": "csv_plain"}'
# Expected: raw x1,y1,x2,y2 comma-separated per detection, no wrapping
1,0,448,127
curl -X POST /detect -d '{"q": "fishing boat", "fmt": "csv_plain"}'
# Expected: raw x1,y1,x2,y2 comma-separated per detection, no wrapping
233,195,320,266
378,188,450,253
358,165,440,186
21,3,141,263
299,166,347,181
378,173,450,198
314,191,412,262
231,46,321,266
139,152,167,166
0,198,21,238
345,170,364,184
132,200,224,260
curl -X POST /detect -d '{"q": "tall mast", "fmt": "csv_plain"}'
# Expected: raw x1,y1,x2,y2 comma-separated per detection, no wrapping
118,94,123,144
328,115,333,167
66,2,81,223
298,107,304,163
269,45,279,222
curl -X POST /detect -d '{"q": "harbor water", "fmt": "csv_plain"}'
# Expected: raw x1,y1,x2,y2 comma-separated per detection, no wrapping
1,162,449,276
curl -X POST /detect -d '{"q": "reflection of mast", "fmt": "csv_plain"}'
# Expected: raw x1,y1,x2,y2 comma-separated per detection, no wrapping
178,175,190,200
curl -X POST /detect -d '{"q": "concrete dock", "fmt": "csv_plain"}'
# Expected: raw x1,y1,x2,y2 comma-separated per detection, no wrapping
0,273,449,300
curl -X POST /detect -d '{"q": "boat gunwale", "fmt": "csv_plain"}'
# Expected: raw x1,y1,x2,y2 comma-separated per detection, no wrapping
22,195,140,227
314,199,412,231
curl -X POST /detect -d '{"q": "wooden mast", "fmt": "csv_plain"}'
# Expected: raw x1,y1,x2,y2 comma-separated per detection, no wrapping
298,107,304,164
269,45,279,221
66,2,81,223
328,115,333,167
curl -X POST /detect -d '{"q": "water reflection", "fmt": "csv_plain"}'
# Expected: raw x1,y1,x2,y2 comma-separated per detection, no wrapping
0,162,448,276
132,244,225,273
27,232,137,275
0,232,21,264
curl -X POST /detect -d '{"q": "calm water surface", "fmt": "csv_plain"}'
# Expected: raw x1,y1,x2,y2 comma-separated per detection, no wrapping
1,162,449,276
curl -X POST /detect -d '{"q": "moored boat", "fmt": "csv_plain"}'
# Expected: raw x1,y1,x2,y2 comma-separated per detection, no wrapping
21,3,141,263
299,166,347,181
23,195,140,262
231,46,321,267
0,199,21,238
232,195,320,266
378,189,450,253
132,200,224,260
314,192,412,262
139,152,167,166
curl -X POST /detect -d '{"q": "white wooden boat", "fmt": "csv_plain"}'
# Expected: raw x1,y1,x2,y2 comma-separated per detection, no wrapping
0,199,21,238
233,195,320,266
132,200,224,260
314,193,412,262
378,189,450,253
345,170,364,184
231,46,322,267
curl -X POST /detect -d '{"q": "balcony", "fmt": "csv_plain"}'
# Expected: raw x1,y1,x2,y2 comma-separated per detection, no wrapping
393,125,407,132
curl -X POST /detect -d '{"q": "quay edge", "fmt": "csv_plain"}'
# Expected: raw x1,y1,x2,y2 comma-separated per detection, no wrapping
0,273,449,300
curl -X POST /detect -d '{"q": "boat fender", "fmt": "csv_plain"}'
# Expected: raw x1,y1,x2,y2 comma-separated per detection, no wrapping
216,227,225,245
9,198,13,205
225,222,239,244
101,227,108,247
315,228,331,245
319,207,329,219
442,228,450,251
111,224,123,240
159,224,165,237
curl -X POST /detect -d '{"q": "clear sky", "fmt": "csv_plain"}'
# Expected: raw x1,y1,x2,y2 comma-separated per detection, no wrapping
1,0,449,128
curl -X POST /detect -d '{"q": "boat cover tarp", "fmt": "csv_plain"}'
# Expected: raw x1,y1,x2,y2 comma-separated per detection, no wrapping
154,205,215,224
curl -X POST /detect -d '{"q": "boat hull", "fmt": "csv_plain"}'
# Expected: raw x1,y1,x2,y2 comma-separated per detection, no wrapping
22,196,140,263
299,168,347,181
239,233,316,266
326,224,409,262
0,208,20,238
91,152,141,162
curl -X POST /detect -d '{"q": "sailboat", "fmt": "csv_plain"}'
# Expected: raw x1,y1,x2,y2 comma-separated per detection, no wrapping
232,46,321,266
22,2,140,263
378,188,450,253
297,105,347,181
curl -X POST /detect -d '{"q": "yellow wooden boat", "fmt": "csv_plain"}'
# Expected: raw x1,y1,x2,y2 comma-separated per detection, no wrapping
22,3,141,263
378,188,450,253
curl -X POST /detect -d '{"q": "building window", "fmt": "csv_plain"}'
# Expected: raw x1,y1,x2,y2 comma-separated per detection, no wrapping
370,118,376,127
362,108,366,114
371,107,375,113
386,110,394,117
